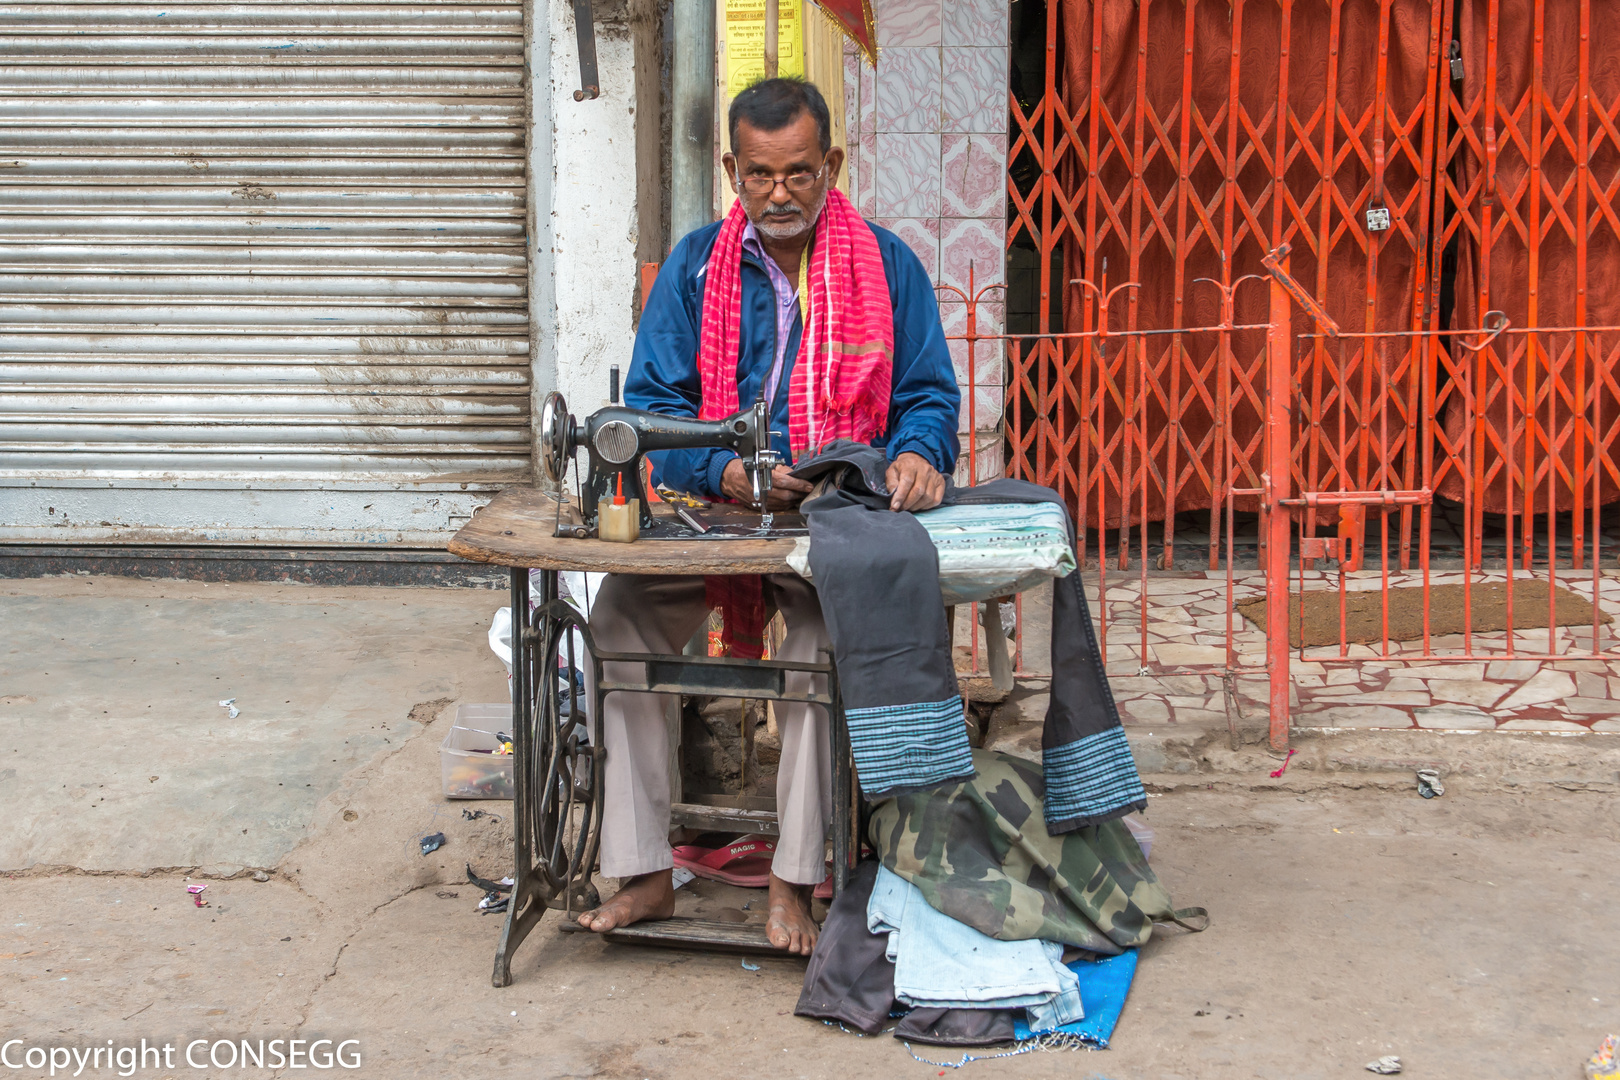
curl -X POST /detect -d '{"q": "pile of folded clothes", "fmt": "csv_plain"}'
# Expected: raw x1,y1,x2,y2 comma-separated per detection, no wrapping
796,749,1205,1049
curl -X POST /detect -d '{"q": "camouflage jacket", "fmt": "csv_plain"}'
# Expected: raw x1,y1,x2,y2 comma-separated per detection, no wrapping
869,749,1182,952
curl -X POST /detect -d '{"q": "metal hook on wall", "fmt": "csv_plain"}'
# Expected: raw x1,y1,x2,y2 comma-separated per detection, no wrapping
572,0,601,100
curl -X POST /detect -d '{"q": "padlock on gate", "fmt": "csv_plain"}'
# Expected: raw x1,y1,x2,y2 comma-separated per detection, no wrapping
1298,535,1342,562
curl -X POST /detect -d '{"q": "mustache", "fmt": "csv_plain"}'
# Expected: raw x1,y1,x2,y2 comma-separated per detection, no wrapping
761,204,802,216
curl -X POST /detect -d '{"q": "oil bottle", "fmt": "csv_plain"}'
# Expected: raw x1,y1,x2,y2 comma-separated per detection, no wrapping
598,471,640,543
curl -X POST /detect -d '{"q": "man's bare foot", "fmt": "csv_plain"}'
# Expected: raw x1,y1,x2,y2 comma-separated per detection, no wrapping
576,870,675,933
766,872,819,956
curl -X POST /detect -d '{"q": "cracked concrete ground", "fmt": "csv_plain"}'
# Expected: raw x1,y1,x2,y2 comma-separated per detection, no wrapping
4,576,1620,1079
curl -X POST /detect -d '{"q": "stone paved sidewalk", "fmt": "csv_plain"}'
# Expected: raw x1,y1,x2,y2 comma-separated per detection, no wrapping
1035,568,1620,735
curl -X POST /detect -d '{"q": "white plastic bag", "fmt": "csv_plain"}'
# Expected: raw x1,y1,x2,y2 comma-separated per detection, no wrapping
488,606,515,699
1122,814,1155,860
489,572,604,703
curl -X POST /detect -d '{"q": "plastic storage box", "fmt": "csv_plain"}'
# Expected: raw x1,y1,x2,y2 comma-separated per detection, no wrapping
440,703,515,800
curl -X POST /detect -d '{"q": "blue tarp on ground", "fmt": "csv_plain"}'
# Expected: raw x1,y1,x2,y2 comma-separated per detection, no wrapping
1013,949,1139,1048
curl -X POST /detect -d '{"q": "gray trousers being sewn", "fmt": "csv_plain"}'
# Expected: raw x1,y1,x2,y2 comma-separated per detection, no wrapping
588,572,832,884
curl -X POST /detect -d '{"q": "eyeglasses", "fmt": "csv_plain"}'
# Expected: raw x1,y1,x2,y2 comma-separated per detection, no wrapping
734,162,827,196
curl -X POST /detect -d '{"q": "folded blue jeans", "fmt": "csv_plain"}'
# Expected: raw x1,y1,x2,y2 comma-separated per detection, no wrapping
867,866,1083,1031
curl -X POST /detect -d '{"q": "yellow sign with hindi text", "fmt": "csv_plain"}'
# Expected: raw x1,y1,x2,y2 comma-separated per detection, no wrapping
724,0,803,96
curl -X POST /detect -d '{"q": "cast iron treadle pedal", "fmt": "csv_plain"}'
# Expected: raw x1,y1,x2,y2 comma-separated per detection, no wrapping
641,658,788,696
558,916,802,956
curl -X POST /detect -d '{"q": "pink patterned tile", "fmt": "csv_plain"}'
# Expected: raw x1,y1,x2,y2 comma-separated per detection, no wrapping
946,383,1006,437
875,216,939,280
966,384,1006,432
939,216,1006,295
970,299,1007,341
954,430,1004,483
944,0,1008,47
856,131,877,217
939,293,986,328
858,47,877,135
876,46,942,133
874,131,941,217
937,296,1004,337
941,299,1006,406
941,46,1006,134
843,139,861,205
874,0,941,47
941,132,1007,217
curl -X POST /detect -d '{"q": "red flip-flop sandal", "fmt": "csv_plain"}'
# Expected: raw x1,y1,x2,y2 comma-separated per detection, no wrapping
813,863,835,900
671,835,776,888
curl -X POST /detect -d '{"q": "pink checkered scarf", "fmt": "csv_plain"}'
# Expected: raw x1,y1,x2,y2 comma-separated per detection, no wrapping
696,187,894,455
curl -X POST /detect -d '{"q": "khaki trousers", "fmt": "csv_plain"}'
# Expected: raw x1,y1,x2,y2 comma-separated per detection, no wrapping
588,573,832,885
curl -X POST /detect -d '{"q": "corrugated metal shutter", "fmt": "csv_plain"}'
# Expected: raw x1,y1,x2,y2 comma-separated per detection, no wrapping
0,0,530,545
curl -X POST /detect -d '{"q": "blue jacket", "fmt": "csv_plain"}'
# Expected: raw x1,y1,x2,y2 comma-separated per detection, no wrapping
626,218,961,499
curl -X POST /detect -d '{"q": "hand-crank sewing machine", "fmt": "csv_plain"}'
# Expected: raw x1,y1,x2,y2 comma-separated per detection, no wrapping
537,365,790,539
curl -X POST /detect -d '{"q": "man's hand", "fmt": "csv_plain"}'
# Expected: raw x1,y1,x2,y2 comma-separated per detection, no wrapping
721,459,813,511
885,452,945,512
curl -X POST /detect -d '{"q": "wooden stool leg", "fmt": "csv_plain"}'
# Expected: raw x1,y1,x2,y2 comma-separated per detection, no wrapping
980,599,1014,696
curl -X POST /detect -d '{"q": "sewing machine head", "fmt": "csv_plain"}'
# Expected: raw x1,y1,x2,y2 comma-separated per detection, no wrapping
538,367,781,537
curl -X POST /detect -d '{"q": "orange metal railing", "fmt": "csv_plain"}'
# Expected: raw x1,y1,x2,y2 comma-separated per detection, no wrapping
1007,0,1620,567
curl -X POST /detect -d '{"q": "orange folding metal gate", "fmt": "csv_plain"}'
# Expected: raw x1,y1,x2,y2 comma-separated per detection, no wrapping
1001,0,1620,747
1008,0,1449,565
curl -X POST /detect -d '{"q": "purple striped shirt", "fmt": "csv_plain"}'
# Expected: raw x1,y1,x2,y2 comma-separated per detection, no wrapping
741,221,800,407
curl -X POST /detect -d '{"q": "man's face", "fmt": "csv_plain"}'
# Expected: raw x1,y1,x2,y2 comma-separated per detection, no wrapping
724,111,845,242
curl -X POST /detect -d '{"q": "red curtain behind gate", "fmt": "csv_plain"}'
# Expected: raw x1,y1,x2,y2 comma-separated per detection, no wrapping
1440,0,1620,517
1052,0,1440,530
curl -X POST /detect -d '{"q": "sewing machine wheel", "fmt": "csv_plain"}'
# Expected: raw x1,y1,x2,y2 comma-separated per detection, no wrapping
525,599,603,920
538,391,572,485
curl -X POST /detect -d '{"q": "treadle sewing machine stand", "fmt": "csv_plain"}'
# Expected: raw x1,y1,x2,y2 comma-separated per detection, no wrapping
455,380,864,984
449,380,1048,983
504,567,851,982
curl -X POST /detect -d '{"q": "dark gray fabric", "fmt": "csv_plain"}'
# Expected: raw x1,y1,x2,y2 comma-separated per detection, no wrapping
792,438,895,503
804,502,956,709
947,480,1147,830
800,456,975,798
948,480,1121,752
795,860,895,1034
893,1007,1016,1047
793,442,1147,831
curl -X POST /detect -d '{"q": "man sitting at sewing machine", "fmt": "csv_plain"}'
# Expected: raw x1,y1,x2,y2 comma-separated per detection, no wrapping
576,77,960,954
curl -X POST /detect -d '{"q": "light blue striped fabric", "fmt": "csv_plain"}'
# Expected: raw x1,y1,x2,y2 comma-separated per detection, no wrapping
1042,726,1147,831
845,696,975,798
